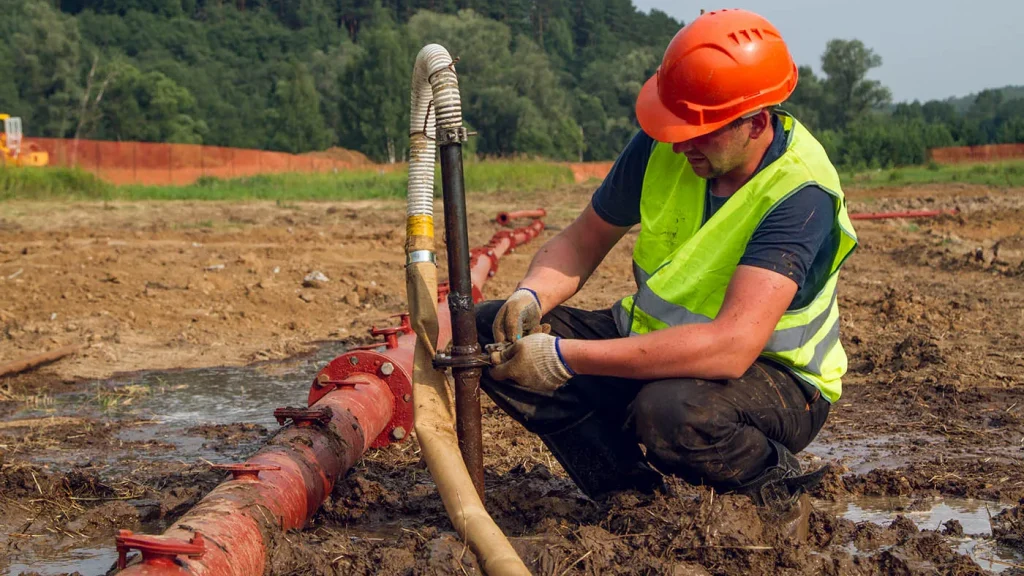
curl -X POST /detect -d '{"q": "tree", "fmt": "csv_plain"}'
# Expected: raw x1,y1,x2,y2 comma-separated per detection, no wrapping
820,39,891,129
338,12,412,162
267,61,332,152
10,0,84,137
406,9,581,159
784,66,828,130
96,64,207,143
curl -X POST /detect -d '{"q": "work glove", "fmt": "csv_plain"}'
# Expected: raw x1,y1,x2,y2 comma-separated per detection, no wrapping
492,288,543,344
489,331,575,393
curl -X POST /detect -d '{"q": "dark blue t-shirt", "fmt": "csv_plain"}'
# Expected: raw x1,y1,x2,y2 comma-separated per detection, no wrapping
592,115,838,310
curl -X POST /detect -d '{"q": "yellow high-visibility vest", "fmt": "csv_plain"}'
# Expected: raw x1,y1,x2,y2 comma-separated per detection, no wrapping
612,114,858,402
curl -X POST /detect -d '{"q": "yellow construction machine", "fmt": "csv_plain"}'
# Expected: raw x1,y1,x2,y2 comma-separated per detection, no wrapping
0,114,49,167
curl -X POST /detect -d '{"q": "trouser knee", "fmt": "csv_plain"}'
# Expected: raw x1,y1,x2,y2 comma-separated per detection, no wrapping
630,379,769,489
474,300,503,347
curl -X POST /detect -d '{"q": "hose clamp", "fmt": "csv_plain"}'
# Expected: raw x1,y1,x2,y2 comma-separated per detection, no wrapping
436,126,469,144
406,250,436,266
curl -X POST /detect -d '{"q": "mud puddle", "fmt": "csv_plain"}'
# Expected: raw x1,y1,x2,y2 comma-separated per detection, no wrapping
5,547,118,576
817,496,1022,573
13,341,348,425
7,342,349,469
1,343,353,575
4,515,169,576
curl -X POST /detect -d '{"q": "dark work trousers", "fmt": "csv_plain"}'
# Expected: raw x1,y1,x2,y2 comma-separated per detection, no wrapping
476,301,831,494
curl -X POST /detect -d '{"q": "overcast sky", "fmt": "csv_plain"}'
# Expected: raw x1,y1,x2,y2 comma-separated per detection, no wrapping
632,0,1024,102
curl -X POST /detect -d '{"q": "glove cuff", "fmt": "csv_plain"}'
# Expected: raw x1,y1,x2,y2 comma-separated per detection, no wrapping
514,287,541,308
554,337,576,376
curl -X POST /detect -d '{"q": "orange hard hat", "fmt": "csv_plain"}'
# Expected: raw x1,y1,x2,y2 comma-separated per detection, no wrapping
636,8,798,143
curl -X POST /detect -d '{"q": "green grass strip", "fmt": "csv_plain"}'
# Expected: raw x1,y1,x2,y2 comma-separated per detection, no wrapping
842,160,1024,189
0,161,575,201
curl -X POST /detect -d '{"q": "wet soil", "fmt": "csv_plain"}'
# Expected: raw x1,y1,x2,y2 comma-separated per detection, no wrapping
2,181,1024,574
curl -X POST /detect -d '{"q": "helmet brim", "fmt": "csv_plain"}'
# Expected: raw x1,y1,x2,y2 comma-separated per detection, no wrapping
635,74,735,144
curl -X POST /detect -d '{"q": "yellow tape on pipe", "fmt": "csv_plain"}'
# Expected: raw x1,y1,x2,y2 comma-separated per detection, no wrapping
406,215,434,238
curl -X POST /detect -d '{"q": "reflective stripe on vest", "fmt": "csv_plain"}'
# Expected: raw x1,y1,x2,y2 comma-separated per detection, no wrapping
617,113,858,403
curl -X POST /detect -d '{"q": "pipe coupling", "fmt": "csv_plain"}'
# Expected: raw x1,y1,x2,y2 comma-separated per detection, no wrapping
407,250,436,265
436,126,469,144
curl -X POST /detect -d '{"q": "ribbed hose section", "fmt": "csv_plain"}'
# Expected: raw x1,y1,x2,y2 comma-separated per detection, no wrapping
406,44,460,219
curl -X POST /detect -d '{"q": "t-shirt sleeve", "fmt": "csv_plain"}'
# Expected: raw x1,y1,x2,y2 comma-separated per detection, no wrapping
590,130,655,227
739,186,836,290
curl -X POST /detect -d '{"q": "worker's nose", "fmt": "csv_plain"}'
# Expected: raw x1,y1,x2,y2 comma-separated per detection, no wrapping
672,141,693,154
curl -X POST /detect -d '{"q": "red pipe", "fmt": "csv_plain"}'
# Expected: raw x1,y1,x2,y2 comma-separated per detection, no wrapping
114,212,546,574
496,209,546,226
117,373,394,574
850,208,958,220
468,219,546,301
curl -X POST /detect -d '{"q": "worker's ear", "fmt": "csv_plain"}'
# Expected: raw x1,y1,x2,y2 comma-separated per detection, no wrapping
748,109,772,140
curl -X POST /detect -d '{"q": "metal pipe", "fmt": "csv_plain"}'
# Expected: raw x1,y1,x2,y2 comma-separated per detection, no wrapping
495,209,546,226
116,373,395,575
439,142,485,500
113,211,545,574
468,220,546,293
850,208,959,220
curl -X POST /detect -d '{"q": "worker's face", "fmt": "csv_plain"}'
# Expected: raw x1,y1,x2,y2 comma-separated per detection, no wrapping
672,112,767,179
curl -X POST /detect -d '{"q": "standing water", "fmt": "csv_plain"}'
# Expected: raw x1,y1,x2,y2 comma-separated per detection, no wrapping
816,496,1023,573
2,342,350,575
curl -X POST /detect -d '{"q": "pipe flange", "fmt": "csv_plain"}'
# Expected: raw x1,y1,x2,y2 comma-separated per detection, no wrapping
309,350,413,449
470,246,500,275
435,343,489,369
116,530,205,570
274,406,334,428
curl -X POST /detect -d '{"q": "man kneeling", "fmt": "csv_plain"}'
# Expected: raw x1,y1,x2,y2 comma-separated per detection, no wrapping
481,8,858,539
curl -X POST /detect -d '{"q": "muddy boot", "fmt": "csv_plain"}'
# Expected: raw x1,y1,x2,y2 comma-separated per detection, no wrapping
539,411,664,500
730,440,823,543
778,493,812,542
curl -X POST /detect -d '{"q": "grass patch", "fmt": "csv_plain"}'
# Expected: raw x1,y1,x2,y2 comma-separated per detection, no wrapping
1,160,574,201
842,160,1024,188
0,166,112,200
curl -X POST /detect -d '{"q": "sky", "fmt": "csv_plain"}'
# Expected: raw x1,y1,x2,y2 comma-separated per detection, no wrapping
631,0,1024,103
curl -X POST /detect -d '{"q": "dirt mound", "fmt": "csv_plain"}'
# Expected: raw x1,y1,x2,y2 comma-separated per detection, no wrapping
302,146,375,166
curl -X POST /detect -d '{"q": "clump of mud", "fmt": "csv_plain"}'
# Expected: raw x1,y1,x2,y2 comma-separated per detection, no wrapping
280,462,989,575
993,499,1024,549
185,422,268,452
824,460,1024,502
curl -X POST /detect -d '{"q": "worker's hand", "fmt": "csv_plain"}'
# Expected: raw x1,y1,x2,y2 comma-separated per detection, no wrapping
492,288,543,344
489,332,575,393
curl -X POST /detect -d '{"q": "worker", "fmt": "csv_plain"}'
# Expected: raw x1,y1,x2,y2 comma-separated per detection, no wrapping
480,8,858,538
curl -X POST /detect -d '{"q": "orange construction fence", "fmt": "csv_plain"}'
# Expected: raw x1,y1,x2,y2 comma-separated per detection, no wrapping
929,143,1024,165
23,138,385,186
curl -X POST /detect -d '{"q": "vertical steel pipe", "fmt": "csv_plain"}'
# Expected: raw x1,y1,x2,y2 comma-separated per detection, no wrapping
439,142,485,500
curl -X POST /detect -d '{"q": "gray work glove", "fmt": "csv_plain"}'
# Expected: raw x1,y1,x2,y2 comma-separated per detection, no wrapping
492,288,542,344
489,332,575,393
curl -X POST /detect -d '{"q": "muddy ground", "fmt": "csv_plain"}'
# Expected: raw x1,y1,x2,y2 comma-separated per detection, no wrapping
1,181,1023,575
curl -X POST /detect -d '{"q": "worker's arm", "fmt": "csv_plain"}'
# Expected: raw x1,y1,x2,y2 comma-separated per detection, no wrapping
517,201,631,315
559,265,798,380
